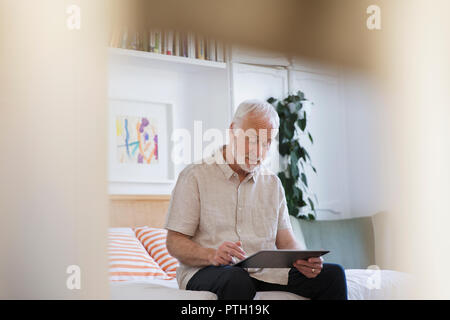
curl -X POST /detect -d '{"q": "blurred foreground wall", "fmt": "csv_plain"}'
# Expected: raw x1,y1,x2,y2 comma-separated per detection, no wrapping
373,0,450,299
0,0,109,299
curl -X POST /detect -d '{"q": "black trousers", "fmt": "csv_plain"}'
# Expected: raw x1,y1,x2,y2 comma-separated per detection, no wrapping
186,263,348,300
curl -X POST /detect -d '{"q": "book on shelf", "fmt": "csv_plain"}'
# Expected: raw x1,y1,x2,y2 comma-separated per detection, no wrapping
142,29,148,52
216,41,225,62
206,37,216,61
180,32,188,57
165,30,174,55
120,26,128,49
196,34,205,60
174,31,181,56
187,32,195,58
129,29,140,51
160,30,165,54
148,30,153,52
149,29,162,53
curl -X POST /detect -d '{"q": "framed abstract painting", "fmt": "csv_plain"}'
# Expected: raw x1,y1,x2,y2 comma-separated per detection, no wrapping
108,99,174,184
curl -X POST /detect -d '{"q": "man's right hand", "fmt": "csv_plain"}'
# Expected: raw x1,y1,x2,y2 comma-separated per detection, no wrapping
209,241,247,266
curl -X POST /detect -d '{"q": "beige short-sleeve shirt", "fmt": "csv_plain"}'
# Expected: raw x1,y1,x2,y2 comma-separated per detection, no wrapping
164,147,293,290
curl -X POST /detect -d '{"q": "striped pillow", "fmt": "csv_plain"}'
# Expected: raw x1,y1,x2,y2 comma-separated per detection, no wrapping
134,227,179,278
108,228,171,281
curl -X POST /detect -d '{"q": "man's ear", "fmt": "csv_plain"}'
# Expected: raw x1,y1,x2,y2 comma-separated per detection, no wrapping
228,122,236,139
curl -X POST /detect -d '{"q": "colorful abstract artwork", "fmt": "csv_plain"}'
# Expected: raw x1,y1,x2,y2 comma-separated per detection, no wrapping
115,115,159,165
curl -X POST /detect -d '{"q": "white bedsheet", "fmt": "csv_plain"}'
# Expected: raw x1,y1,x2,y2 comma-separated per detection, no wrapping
110,279,217,300
345,269,412,300
110,269,412,300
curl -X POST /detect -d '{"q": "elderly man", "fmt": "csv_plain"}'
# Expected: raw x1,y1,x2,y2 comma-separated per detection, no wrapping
165,100,347,300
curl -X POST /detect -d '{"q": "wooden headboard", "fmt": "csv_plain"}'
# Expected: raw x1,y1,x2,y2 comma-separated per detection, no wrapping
109,195,171,228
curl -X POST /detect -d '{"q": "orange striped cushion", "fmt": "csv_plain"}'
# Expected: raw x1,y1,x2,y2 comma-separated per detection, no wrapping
108,228,171,281
134,227,179,279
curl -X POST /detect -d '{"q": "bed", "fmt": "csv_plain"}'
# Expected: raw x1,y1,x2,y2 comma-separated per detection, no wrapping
108,195,412,300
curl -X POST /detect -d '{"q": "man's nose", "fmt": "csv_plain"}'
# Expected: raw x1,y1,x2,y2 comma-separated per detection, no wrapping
248,144,260,155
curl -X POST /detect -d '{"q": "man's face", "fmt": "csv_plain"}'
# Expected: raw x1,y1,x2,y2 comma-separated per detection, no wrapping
229,114,276,172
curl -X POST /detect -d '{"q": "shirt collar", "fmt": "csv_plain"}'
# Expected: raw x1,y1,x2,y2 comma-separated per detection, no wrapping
213,146,259,183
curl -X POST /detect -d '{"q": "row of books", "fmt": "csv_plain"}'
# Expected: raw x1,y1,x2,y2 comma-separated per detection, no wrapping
109,27,225,62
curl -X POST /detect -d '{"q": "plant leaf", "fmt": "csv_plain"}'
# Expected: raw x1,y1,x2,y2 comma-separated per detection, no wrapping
304,149,311,161
292,186,300,201
290,152,299,181
277,172,287,186
297,90,305,101
299,199,308,207
298,147,306,161
300,173,308,187
298,118,306,131
279,142,290,156
288,201,299,217
308,132,314,144
307,197,315,211
283,121,294,140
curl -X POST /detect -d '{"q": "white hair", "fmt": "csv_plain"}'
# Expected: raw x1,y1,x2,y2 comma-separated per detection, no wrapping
232,99,280,129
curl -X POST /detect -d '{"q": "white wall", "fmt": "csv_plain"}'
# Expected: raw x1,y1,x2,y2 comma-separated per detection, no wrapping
290,67,385,219
289,69,351,219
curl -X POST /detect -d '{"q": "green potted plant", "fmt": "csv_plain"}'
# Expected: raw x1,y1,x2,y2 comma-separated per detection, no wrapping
268,91,318,220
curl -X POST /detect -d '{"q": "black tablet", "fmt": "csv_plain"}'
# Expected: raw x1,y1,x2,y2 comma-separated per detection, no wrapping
233,249,330,268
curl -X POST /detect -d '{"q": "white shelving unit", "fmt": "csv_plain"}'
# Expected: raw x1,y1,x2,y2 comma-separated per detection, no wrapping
108,44,358,220
108,46,231,195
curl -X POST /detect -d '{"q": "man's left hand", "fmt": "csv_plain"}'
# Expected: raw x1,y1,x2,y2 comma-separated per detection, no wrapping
293,256,323,278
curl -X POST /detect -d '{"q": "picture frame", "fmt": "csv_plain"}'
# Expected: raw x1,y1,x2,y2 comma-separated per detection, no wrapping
108,98,175,184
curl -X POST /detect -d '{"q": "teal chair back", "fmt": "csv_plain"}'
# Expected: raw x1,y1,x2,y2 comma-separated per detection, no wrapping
289,215,376,269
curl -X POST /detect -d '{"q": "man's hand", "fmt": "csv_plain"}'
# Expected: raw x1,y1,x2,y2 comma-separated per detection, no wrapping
209,241,247,266
293,256,323,278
